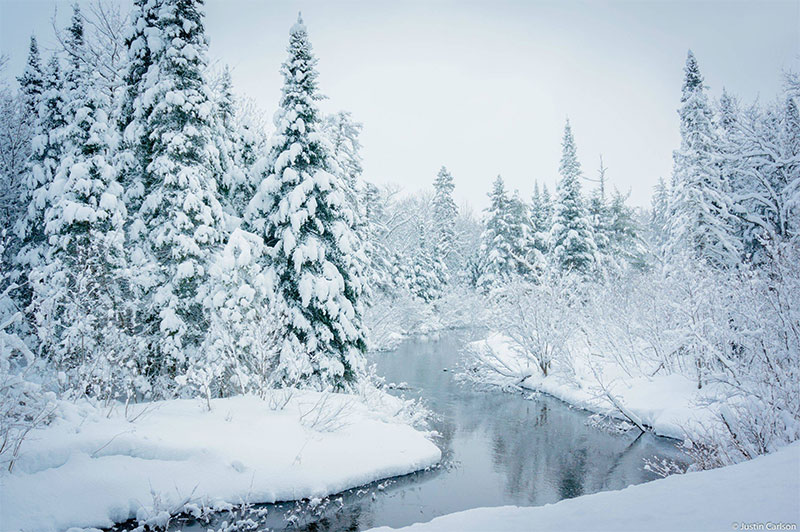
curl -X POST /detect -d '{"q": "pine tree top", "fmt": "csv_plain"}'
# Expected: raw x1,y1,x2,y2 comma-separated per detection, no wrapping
682,50,704,102
434,166,455,192
559,119,582,186
18,35,43,84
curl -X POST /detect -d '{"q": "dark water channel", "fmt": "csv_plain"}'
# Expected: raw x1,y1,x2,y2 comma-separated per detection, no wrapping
180,329,687,531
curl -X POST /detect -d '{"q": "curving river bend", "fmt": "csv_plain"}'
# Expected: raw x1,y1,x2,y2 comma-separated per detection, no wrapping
182,329,687,531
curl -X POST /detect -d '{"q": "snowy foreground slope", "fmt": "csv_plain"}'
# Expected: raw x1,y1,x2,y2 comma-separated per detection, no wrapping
0,392,440,532
371,442,800,532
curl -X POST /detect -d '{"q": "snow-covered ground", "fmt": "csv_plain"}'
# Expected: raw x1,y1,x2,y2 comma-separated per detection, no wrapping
0,391,440,532
371,441,800,532
466,333,723,439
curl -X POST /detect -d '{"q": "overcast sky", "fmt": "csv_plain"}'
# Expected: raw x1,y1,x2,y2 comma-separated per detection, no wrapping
1,0,798,210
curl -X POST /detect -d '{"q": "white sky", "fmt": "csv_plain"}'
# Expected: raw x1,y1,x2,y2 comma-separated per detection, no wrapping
1,0,798,210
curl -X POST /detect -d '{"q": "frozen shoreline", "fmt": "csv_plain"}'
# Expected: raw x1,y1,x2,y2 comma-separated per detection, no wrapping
466,332,726,440
0,391,441,532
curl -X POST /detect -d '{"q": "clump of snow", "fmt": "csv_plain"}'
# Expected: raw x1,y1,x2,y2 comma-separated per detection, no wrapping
0,391,440,532
370,442,800,532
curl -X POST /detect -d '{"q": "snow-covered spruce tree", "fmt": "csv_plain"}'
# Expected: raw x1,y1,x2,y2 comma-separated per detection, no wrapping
478,176,532,289
213,65,252,221
540,183,554,228
321,110,371,295
62,5,85,108
117,0,158,215
14,54,68,318
17,36,44,121
31,59,132,399
529,181,550,257
508,190,539,278
120,0,226,393
587,158,610,263
359,182,398,296
666,51,739,268
649,176,671,257
407,221,447,302
550,120,597,274
605,188,645,270
323,111,363,190
243,15,367,391
431,166,460,273
1,42,39,270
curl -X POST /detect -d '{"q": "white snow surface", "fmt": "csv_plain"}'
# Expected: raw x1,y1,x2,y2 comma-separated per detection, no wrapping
0,392,440,532
371,442,800,532
468,333,722,439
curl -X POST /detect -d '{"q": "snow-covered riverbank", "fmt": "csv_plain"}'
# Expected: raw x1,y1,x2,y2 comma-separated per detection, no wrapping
0,391,440,532
371,441,800,532
466,333,724,440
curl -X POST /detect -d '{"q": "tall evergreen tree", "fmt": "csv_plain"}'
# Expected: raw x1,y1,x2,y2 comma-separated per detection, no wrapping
62,4,85,104
117,0,158,214
15,55,67,275
478,176,530,288
431,166,459,269
323,111,363,190
17,36,44,120
214,65,251,219
31,63,130,395
541,183,554,228
507,189,539,277
119,0,226,391
650,176,671,256
407,221,447,302
588,158,611,262
666,51,739,267
244,15,367,390
550,120,597,274
529,181,550,258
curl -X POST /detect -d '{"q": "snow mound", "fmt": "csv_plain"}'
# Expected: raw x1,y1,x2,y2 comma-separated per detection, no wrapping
0,392,440,532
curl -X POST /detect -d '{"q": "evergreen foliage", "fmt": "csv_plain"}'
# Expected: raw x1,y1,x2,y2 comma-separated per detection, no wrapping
243,14,367,391
550,120,597,274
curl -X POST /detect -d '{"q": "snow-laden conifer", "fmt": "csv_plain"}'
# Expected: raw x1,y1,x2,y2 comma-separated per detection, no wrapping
550,120,597,274
17,36,44,120
119,0,226,391
666,51,739,267
432,166,459,270
243,15,367,391
478,176,534,288
15,55,67,279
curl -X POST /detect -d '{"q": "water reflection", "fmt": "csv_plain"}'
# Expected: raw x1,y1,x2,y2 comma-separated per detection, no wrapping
176,329,687,531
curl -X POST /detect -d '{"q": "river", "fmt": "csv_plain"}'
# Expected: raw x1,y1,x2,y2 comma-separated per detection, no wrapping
181,329,688,531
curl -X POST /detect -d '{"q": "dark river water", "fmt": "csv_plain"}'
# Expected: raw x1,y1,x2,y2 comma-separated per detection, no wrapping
178,329,687,531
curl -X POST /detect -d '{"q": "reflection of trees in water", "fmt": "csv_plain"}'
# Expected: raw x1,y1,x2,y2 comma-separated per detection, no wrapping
478,395,677,506
368,330,688,524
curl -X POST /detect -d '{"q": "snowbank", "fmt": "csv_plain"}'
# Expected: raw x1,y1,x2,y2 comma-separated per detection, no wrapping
371,441,800,531
0,391,440,532
467,333,721,439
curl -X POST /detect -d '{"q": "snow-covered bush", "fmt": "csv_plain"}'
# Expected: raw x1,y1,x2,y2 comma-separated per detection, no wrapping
486,273,581,378
191,228,281,402
0,236,54,472
580,244,800,466
681,244,800,468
